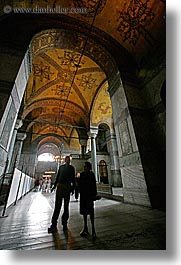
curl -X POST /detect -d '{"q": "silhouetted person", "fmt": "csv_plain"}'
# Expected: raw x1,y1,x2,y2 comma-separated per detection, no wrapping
78,161,97,240
34,177,39,191
48,156,75,233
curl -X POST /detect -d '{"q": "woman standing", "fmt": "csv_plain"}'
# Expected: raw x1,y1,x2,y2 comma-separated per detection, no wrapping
78,161,97,240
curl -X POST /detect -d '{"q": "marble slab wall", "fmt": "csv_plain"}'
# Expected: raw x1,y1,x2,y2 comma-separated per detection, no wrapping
121,70,166,208
0,50,30,177
106,133,122,186
108,74,151,207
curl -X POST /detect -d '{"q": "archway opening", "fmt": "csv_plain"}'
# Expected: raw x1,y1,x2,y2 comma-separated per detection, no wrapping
38,153,55,162
99,160,109,184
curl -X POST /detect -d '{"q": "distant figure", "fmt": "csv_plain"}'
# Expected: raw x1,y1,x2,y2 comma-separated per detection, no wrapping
78,161,97,240
48,156,75,233
47,178,51,192
39,178,43,191
34,177,39,192
75,172,80,201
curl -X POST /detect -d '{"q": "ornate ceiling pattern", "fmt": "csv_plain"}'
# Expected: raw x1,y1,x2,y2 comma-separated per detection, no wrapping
9,0,165,62
23,29,112,152
0,0,165,154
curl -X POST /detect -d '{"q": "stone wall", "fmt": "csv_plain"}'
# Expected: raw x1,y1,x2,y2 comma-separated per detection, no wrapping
123,69,166,208
109,73,151,207
0,50,30,177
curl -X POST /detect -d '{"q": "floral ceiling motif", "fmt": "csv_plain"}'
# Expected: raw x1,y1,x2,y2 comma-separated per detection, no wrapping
117,0,155,46
24,30,111,148
5,0,165,151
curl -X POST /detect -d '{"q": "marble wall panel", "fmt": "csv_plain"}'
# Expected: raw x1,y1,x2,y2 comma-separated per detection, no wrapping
127,115,138,152
11,84,20,112
119,151,141,167
121,165,147,189
0,97,12,137
0,165,3,177
123,187,151,207
111,84,128,117
114,125,122,157
0,100,17,151
118,120,133,155
121,165,151,206
0,146,8,168
15,54,29,103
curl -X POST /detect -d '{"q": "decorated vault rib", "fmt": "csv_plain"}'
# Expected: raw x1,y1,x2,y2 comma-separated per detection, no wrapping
26,52,77,103
53,50,84,131
23,98,89,124
71,82,89,111
30,29,117,81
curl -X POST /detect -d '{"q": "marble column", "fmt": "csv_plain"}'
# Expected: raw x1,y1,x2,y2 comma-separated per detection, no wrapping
14,132,27,171
106,132,122,187
89,127,98,181
79,139,87,159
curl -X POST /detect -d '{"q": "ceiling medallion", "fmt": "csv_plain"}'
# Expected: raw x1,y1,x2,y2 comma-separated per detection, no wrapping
77,74,97,91
58,50,84,70
117,0,155,46
73,0,107,17
52,84,72,97
33,62,54,82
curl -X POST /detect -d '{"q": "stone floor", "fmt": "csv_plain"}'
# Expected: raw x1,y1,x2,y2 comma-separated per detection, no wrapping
0,190,166,250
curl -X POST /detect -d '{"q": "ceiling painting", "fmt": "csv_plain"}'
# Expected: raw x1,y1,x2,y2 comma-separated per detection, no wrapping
91,80,112,126
23,28,109,151
10,0,165,60
0,0,165,153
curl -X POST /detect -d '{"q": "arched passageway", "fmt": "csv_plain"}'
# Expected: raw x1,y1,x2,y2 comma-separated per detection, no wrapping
0,1,165,209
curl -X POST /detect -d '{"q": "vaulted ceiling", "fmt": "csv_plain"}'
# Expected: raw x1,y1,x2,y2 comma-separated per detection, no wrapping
0,0,166,155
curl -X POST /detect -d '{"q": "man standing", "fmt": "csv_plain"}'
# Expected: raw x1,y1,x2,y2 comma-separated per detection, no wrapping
48,156,75,233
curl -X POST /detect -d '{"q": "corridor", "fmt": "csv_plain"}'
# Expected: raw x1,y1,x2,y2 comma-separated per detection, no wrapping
0,191,166,250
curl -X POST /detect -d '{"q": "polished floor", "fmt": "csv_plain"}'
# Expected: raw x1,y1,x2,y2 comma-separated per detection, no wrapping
0,190,166,250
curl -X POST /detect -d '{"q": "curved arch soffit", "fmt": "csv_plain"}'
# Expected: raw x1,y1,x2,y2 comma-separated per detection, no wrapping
30,28,119,82
38,142,61,157
90,80,113,127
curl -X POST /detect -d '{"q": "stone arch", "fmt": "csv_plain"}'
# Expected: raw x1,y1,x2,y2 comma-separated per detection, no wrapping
37,142,61,157
96,123,110,152
0,21,152,207
98,160,109,184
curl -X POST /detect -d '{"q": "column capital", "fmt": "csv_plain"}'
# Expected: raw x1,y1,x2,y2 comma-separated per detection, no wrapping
88,126,98,138
16,132,27,141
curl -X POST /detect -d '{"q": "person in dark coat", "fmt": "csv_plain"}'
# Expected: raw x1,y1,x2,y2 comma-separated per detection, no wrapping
48,156,75,233
78,161,97,240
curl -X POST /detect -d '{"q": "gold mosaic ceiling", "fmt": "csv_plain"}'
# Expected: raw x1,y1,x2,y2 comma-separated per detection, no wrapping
9,0,165,62
1,0,165,152
23,29,112,150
